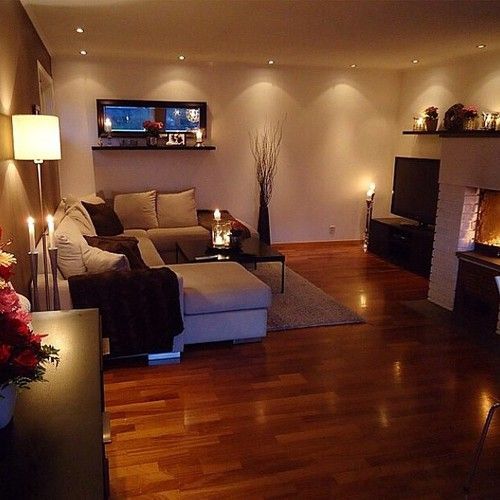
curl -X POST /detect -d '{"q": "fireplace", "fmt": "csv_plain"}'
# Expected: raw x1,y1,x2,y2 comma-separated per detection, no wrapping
475,189,500,257
426,137,500,311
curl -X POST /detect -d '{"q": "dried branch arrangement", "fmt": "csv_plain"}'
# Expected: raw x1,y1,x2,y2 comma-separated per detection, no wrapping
249,117,285,206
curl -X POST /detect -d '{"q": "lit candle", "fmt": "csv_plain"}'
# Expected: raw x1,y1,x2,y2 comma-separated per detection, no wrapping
215,235,224,246
214,208,221,221
27,217,35,252
366,182,376,200
47,214,55,249
195,128,203,143
104,117,112,134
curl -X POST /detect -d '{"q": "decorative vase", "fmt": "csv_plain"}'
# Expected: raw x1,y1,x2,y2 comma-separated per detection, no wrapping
146,136,158,147
464,117,476,131
425,117,438,132
257,189,271,245
0,384,17,429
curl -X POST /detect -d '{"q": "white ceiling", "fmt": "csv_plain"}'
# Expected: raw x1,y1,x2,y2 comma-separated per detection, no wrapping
21,0,500,70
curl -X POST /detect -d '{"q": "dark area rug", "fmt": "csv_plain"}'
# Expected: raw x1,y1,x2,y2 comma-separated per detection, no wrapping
251,263,364,331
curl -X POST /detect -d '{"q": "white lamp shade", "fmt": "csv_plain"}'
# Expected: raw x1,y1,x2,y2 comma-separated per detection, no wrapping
12,114,61,161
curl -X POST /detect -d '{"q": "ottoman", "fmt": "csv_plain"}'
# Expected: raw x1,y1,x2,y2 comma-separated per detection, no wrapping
168,261,272,345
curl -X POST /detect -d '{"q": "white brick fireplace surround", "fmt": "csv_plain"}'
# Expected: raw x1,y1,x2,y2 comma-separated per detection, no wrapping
428,138,500,310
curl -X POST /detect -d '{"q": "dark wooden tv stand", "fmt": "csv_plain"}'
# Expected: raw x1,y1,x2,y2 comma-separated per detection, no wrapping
368,217,435,277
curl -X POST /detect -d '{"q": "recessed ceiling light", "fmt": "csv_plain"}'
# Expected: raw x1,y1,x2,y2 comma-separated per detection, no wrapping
477,44,486,49
79,50,87,56
268,60,274,65
75,27,84,33
350,64,357,68
412,59,419,64
178,55,185,61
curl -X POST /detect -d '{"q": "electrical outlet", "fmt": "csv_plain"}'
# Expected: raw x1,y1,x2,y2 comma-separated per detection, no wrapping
329,225,336,235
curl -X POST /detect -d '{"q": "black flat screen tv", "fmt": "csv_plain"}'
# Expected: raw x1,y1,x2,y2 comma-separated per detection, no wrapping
391,157,440,226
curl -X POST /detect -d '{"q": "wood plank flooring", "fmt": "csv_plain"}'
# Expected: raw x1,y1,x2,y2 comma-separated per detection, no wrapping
104,243,500,499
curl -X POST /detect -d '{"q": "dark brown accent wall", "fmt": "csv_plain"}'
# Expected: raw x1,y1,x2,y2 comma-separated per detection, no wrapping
0,1,60,295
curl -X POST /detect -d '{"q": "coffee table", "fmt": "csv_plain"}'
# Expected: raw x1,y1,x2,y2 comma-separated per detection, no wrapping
176,238,286,293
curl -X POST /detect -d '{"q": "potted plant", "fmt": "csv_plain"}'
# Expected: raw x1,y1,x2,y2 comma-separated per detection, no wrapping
462,106,478,130
0,229,59,428
143,120,163,146
424,106,439,132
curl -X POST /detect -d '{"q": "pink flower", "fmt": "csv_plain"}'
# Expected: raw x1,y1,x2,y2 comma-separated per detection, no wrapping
0,286,20,314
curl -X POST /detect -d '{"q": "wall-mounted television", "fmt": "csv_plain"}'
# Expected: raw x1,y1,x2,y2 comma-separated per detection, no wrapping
391,157,440,226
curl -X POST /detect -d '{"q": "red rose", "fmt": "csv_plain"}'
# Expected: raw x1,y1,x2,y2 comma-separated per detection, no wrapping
12,349,38,374
0,315,31,344
0,264,13,281
0,344,11,364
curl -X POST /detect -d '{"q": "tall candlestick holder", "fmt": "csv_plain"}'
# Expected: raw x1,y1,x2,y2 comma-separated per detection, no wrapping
28,251,40,312
48,247,60,310
363,189,376,252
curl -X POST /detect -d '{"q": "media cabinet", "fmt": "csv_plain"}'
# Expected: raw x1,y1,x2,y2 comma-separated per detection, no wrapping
368,217,435,277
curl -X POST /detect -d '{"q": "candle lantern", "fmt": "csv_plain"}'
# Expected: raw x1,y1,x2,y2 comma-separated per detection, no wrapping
212,221,231,248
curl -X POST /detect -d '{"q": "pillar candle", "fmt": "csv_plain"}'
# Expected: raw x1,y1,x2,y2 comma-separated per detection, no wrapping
27,217,35,252
47,214,55,249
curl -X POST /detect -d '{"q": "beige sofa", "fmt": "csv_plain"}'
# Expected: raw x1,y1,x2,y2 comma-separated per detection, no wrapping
36,191,271,359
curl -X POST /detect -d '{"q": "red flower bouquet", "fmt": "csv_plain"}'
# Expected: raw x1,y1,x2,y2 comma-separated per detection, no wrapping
143,120,163,137
0,229,59,393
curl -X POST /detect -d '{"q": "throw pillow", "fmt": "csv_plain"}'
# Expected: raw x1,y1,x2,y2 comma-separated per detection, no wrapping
82,201,124,236
84,235,148,270
54,216,88,278
113,190,158,230
65,203,97,236
157,188,198,228
83,246,130,274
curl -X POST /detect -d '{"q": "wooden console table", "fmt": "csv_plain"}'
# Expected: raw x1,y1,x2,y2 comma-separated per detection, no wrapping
454,252,500,336
0,309,108,499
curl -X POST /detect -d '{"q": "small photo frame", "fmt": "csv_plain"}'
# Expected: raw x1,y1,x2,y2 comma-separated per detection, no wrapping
165,133,186,146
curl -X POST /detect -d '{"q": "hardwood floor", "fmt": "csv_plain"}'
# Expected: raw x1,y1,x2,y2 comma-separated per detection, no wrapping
104,243,500,499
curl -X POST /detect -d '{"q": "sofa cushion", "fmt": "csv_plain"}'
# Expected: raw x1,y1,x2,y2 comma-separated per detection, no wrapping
83,246,130,274
82,201,124,236
54,216,88,278
167,262,272,315
114,190,158,229
64,203,97,236
121,230,165,267
84,235,148,270
157,188,198,228
147,226,210,253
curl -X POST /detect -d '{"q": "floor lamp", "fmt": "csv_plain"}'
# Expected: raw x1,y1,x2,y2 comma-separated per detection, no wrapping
12,114,61,311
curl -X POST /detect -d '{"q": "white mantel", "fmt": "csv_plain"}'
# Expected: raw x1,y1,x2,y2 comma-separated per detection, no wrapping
428,137,500,310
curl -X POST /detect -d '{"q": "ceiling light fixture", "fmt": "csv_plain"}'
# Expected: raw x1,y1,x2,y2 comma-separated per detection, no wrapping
412,59,419,64
477,44,486,49
79,50,87,56
178,55,185,61
268,60,274,65
350,64,357,68
75,27,84,33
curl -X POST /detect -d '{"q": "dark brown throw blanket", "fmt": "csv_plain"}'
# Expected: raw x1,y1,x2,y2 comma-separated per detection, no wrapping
197,210,251,239
68,268,183,357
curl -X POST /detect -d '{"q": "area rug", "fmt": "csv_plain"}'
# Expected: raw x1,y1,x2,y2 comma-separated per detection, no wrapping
251,263,364,331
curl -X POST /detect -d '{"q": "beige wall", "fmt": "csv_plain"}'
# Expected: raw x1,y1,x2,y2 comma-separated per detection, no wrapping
0,0,59,294
53,58,400,242
395,50,500,160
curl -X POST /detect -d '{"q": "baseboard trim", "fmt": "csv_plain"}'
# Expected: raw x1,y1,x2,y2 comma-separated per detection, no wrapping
272,240,362,250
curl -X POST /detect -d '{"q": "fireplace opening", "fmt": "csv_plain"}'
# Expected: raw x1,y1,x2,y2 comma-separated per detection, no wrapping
475,189,500,257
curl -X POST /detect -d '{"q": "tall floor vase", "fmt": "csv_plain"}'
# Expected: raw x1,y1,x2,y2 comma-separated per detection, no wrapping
258,190,271,245
0,384,17,429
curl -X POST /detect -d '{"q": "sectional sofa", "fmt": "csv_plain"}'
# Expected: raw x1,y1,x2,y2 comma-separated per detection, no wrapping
36,190,272,359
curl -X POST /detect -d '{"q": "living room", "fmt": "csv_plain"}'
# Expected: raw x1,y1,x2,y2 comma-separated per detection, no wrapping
1,0,500,497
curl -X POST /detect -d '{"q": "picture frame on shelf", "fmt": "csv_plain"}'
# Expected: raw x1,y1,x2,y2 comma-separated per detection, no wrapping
165,133,186,146
96,99,207,137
